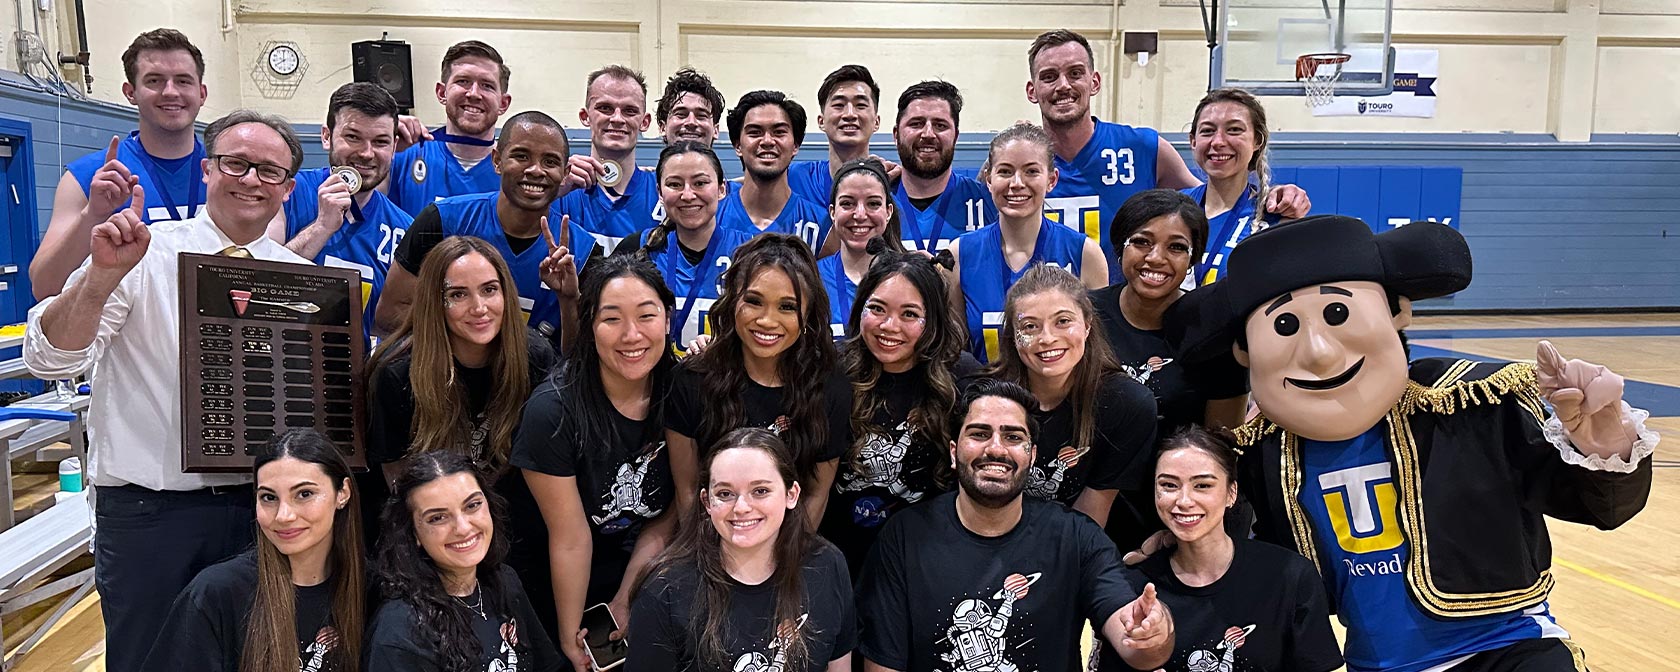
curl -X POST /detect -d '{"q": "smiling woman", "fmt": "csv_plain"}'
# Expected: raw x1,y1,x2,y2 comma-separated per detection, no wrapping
366,451,562,672
141,429,366,672
628,429,857,672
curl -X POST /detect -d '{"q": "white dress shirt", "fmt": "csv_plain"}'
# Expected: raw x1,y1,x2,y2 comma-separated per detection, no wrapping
25,211,309,491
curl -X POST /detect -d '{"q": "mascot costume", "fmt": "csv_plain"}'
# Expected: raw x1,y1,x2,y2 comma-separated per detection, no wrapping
1167,215,1659,672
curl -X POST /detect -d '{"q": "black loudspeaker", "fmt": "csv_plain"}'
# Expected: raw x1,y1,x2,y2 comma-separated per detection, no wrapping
351,40,414,110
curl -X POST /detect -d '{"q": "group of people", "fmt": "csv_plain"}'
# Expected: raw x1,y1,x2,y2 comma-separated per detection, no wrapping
17,22,1658,672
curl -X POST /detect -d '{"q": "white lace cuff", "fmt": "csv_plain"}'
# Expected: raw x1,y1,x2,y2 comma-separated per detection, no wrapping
1543,402,1660,474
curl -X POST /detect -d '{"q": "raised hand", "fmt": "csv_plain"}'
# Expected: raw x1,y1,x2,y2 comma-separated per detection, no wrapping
89,184,150,276
1117,583,1172,651
538,215,580,299
1265,183,1312,219
564,155,603,194
316,171,353,228
86,135,139,220
394,115,432,153
869,153,903,185
1536,339,1637,458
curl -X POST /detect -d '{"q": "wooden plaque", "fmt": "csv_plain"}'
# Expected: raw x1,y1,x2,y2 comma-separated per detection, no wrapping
179,253,366,472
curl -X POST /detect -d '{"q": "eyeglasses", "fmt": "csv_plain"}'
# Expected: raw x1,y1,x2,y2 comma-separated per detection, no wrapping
210,155,291,185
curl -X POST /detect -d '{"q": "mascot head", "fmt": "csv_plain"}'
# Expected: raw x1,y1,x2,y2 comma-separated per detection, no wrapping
1168,216,1472,440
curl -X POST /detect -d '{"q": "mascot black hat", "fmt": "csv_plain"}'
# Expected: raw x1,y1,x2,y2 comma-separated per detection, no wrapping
1167,215,1472,364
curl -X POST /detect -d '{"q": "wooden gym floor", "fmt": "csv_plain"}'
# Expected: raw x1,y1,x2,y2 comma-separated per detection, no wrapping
5,313,1677,671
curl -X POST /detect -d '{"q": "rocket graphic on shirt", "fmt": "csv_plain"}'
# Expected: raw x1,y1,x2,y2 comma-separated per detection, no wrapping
592,442,667,526
1119,356,1175,387
939,572,1043,672
1024,446,1091,501
732,613,811,672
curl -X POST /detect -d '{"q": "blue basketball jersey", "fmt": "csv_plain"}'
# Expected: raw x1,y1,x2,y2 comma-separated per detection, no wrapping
387,140,501,217
433,193,599,336
786,159,833,208
1044,119,1160,282
1182,183,1282,287
639,226,752,354
893,176,995,252
552,166,662,252
955,220,1086,363
66,131,206,223
716,189,831,252
817,254,856,341
1301,427,1565,672
284,167,414,338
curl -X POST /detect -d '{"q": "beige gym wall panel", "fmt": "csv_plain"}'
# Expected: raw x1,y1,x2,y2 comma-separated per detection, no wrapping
232,1,647,126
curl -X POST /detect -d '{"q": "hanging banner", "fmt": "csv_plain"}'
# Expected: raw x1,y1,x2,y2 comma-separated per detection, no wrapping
1315,49,1438,118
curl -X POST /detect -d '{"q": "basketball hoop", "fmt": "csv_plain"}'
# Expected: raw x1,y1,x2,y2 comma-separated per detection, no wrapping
1296,53,1352,107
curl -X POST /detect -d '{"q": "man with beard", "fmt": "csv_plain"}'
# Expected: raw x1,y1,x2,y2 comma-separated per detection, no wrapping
34,28,211,299
857,379,1174,672
553,65,661,250
1026,30,1309,283
266,82,410,338
892,80,995,253
386,40,512,216
787,65,900,211
718,90,831,253
656,67,725,145
377,111,597,344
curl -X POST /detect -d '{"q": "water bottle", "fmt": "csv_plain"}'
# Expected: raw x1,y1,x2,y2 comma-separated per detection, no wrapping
58,456,82,492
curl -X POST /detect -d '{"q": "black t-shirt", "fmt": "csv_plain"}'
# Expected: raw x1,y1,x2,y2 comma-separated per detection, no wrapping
856,492,1141,672
510,374,674,606
395,204,541,276
141,550,343,672
366,332,558,467
1096,539,1343,672
820,357,980,576
1090,285,1247,439
1019,374,1157,508
365,566,562,672
663,359,851,479
627,541,857,672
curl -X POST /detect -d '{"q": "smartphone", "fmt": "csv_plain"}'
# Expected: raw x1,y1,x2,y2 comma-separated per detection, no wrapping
582,602,628,670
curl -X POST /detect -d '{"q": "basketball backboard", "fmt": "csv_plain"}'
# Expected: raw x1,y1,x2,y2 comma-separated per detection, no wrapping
1206,0,1395,98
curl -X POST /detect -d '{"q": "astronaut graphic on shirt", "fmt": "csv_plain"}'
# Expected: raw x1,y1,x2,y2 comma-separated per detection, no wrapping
1023,447,1090,501
1181,624,1255,672
940,573,1042,672
835,422,925,503
732,613,810,672
299,625,340,672
592,443,667,526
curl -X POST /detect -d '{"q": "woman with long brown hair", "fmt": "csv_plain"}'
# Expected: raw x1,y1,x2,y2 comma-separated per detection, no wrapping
143,429,365,672
663,233,850,529
981,265,1157,532
821,243,974,575
628,428,855,672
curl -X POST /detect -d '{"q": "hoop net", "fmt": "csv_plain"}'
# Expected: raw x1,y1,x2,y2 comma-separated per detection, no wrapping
1296,53,1352,107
